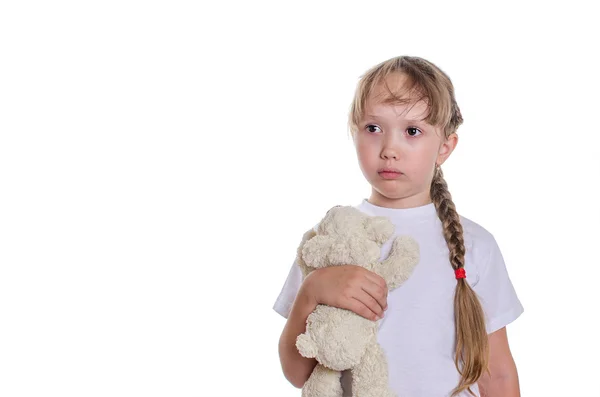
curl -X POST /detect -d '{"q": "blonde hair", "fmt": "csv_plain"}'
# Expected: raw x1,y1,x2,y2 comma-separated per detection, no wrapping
348,55,489,397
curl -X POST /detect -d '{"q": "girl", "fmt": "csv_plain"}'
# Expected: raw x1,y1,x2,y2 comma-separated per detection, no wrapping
273,55,524,397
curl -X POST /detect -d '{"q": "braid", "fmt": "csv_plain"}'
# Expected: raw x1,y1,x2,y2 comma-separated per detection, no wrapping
431,164,466,271
431,164,490,397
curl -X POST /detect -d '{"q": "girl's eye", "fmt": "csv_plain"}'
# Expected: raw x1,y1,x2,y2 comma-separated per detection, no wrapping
366,124,381,133
366,124,422,137
407,127,422,137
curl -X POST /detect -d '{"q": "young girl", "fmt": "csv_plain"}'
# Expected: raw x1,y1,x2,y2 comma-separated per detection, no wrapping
273,55,524,397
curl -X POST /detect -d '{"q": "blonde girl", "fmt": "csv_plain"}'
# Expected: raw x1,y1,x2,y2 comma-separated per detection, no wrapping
274,55,524,397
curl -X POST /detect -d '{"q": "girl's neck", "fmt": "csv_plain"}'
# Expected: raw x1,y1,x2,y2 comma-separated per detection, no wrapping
368,190,433,209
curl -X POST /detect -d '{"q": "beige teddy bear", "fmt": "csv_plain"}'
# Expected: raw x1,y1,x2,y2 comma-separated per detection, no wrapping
294,205,420,397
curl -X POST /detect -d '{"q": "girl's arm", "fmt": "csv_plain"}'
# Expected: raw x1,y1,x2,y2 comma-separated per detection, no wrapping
277,265,387,388
477,327,521,397
277,281,318,388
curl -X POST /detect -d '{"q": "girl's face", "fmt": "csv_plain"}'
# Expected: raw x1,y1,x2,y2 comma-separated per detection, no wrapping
353,74,457,209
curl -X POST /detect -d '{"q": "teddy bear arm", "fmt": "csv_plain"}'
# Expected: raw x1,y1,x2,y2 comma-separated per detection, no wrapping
373,235,420,291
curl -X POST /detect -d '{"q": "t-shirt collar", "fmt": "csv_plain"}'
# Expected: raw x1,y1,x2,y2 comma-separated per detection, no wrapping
357,198,438,221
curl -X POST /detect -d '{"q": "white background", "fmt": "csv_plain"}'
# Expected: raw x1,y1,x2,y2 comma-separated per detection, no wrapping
1,1,599,396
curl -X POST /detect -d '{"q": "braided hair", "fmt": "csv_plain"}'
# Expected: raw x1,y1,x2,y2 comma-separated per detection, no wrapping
431,163,490,396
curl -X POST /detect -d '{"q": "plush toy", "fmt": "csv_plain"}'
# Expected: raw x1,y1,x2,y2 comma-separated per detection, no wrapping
294,205,420,397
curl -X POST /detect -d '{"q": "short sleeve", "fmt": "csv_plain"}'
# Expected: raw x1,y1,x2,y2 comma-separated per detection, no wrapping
272,260,303,318
473,234,524,334
273,221,321,318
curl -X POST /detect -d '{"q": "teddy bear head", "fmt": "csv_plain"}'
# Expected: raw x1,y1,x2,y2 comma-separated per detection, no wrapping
298,205,395,274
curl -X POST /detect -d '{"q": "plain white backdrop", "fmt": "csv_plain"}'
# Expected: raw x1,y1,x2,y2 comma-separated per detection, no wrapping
1,1,599,396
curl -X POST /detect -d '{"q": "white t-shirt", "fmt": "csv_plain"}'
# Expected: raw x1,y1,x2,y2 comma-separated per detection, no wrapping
273,198,524,397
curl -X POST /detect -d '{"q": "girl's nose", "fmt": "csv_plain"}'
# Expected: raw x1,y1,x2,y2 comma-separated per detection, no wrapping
381,149,398,160
381,134,401,160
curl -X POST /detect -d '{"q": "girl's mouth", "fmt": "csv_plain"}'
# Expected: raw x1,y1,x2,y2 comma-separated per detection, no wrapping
379,171,403,179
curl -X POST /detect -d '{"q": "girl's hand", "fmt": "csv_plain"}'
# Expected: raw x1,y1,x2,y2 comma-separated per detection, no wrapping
302,265,388,321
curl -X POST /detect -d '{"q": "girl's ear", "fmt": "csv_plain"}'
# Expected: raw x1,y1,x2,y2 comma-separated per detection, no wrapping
436,132,459,165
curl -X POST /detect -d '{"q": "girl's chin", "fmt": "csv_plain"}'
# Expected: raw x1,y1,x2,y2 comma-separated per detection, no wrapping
372,184,405,197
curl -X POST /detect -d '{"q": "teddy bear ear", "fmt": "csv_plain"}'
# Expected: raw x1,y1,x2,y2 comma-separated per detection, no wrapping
363,216,395,244
325,205,343,215
320,205,345,229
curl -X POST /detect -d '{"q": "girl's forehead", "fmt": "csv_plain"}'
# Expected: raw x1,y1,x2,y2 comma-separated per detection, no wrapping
366,75,429,119
364,98,430,122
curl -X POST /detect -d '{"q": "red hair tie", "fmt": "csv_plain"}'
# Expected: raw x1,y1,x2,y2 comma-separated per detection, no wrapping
455,268,466,279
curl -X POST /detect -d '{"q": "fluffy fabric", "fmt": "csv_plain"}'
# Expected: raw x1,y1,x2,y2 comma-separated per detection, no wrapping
295,205,420,397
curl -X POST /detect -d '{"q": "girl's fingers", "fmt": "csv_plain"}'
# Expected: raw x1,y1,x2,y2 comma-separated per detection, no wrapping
353,289,384,319
360,278,388,311
349,297,380,321
362,270,388,296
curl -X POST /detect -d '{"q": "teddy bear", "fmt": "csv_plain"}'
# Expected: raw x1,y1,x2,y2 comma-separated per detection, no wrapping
294,205,420,397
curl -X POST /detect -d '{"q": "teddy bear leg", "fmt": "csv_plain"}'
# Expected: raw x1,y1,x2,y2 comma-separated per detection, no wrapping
296,332,318,358
351,343,396,397
302,363,343,397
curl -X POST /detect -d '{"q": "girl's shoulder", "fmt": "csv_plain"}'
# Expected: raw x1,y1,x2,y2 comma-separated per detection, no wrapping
458,213,499,260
